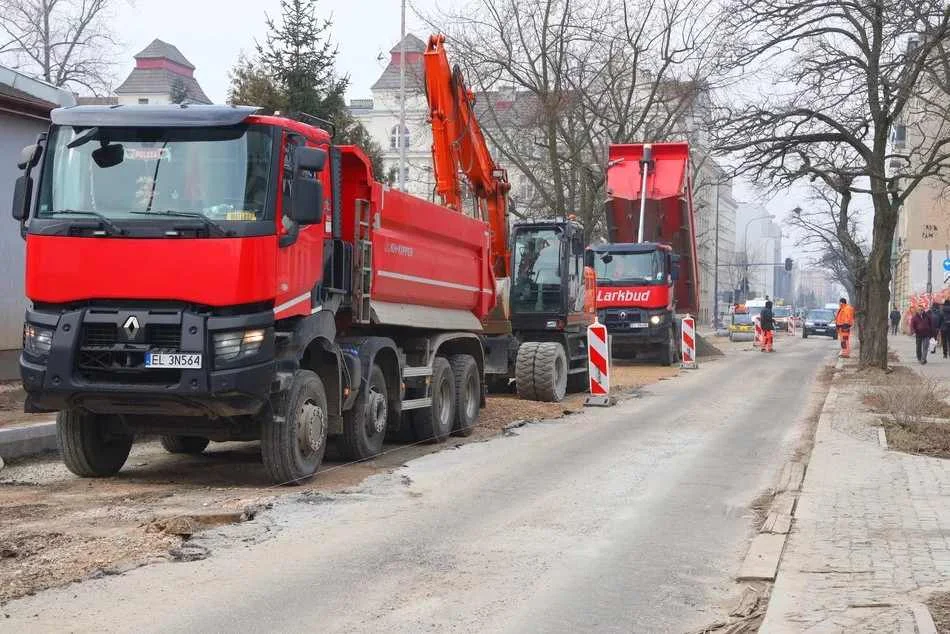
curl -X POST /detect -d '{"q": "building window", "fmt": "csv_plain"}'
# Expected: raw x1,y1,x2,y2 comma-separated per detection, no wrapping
138,98,149,104
390,125,410,150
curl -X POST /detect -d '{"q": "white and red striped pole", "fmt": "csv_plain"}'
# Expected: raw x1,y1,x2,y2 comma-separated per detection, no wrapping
586,319,612,406
680,314,698,369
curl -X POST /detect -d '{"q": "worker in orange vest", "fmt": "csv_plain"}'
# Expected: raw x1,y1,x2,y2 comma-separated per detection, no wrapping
835,297,855,357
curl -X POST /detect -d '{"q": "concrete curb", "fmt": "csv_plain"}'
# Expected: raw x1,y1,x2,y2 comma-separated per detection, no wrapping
0,420,57,461
908,601,938,634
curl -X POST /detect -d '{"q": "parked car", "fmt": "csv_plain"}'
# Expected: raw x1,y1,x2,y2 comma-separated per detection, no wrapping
773,305,792,331
729,312,755,341
802,309,837,339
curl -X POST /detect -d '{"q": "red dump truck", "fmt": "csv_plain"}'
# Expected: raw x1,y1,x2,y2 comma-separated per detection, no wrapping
586,142,700,365
11,101,496,483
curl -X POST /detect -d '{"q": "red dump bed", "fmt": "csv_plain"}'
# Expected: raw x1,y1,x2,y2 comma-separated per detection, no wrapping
605,142,699,315
335,146,496,330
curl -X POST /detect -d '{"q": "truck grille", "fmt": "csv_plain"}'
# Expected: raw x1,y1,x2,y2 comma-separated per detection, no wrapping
77,321,183,385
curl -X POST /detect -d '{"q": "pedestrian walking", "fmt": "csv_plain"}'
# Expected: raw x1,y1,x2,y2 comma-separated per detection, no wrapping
760,300,775,353
890,306,901,335
930,304,944,358
911,306,936,364
834,297,855,358
941,299,950,358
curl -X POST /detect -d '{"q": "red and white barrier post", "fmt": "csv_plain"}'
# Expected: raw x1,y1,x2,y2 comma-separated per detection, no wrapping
586,319,613,406
753,316,762,348
680,314,698,369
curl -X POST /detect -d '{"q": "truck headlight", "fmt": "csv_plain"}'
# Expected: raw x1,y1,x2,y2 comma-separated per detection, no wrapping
649,315,662,325
23,323,53,361
213,329,265,362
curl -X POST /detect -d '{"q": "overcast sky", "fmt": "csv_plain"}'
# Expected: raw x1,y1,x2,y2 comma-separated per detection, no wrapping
109,0,825,259
112,0,443,104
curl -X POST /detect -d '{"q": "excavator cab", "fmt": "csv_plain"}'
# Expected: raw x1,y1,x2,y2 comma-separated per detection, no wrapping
510,220,587,326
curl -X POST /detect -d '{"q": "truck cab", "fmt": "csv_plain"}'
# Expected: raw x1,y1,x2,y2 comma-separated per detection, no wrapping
587,242,680,364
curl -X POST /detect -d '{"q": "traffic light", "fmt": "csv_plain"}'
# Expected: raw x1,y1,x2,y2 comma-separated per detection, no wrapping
784,257,793,272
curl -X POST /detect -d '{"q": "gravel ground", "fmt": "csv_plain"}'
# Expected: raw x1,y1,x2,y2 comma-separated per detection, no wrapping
0,360,681,604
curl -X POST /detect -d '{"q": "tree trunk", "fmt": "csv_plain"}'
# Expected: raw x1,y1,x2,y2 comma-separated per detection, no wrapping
859,192,899,369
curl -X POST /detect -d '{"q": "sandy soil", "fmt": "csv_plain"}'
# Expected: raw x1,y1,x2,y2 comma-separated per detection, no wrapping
0,358,686,604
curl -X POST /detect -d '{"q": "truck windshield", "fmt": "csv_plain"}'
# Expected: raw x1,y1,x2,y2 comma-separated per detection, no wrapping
512,227,562,313
594,251,663,284
37,124,273,222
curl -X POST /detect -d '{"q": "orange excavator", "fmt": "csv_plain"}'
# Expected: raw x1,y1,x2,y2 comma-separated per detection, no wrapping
423,35,594,402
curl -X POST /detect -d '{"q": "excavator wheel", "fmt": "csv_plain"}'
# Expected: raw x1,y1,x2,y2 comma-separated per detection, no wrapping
515,341,540,400
533,342,568,402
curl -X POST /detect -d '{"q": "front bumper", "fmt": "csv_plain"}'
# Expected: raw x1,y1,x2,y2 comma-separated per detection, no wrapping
20,306,276,418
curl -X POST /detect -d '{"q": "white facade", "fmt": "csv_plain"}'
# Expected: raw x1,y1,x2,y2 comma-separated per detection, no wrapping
351,91,435,198
693,156,738,323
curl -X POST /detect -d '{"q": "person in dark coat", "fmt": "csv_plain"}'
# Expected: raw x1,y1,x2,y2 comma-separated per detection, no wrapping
911,306,936,364
931,304,945,359
760,300,775,352
941,299,950,358
890,306,901,335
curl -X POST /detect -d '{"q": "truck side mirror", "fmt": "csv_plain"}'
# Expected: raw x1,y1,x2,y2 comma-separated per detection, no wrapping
295,146,327,172
12,175,32,221
290,176,323,225
17,144,42,170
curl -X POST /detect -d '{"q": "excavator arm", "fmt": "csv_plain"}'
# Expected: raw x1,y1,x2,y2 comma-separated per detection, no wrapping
423,34,511,279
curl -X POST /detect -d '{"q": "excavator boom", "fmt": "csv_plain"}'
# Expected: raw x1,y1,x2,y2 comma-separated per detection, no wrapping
423,34,510,279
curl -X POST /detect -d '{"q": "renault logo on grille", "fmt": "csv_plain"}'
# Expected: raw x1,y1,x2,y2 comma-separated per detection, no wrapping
122,316,140,339
620,312,627,320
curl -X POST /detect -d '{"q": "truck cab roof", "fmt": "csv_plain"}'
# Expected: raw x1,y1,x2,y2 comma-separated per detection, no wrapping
51,104,260,128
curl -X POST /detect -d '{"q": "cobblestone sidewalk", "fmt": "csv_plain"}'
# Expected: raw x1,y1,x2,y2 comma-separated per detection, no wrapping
761,344,950,633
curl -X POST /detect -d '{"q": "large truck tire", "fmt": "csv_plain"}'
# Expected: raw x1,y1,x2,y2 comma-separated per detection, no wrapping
533,342,568,402
515,341,540,400
160,435,209,455
449,354,479,437
57,409,133,478
261,369,329,485
340,364,389,461
659,328,675,366
413,356,455,443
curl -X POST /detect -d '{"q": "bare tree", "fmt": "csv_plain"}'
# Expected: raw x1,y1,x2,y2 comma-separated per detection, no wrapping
425,0,724,241
713,0,950,368
786,184,869,329
0,0,123,94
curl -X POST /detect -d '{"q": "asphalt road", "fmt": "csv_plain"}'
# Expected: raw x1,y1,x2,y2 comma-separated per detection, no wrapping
3,336,834,633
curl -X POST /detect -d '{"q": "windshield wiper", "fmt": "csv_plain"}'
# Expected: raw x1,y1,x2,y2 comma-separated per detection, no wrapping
48,210,123,235
128,210,231,237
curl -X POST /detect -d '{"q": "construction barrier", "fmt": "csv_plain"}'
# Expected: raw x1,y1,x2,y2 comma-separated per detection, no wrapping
680,314,698,369
788,318,796,336
586,319,612,406
753,317,762,348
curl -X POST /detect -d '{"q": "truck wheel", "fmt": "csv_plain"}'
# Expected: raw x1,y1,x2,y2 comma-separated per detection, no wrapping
261,370,328,485
160,435,209,455
341,364,389,460
450,354,479,437
534,342,568,402
57,409,133,478
515,341,540,400
660,329,675,366
413,356,455,443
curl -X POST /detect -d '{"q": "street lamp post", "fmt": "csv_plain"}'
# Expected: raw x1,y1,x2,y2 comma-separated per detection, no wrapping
398,0,407,191
713,182,720,327
741,214,774,302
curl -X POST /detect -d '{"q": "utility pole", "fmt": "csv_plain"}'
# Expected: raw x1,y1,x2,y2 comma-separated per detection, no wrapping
927,249,933,295
713,181,720,327
398,0,407,191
